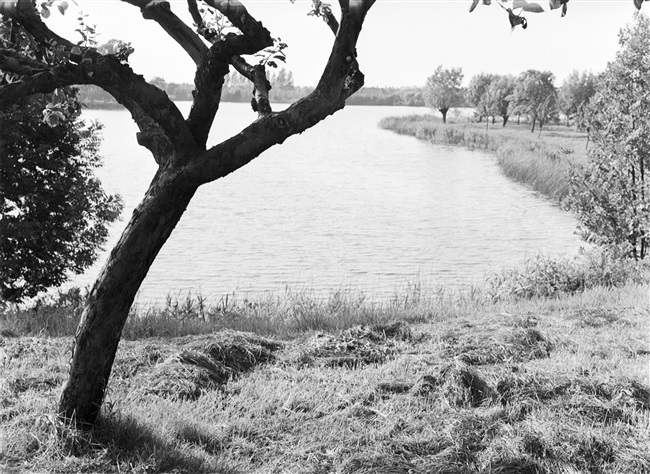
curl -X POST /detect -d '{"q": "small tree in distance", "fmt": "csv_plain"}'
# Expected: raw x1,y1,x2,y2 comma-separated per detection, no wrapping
424,65,464,124
509,69,558,133
466,72,495,122
559,70,597,129
487,74,516,127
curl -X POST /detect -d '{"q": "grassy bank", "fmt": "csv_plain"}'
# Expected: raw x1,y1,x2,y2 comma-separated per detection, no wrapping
379,115,590,201
1,253,648,473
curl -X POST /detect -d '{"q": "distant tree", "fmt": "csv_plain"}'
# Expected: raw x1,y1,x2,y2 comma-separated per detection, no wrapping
564,13,650,260
272,67,294,89
486,74,516,127
149,76,168,89
0,19,122,302
510,70,558,133
466,73,495,122
424,65,464,124
559,70,596,128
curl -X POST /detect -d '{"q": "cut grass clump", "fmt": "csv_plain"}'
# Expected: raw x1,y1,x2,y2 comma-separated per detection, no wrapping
411,361,495,408
443,327,553,365
136,331,283,400
289,321,419,368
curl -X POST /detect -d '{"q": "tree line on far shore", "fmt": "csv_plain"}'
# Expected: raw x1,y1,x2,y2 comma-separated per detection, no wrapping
77,66,427,108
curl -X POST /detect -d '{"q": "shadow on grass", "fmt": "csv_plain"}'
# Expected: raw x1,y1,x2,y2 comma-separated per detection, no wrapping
54,412,239,474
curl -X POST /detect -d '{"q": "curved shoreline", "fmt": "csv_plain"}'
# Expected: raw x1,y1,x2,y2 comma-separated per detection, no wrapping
379,114,589,202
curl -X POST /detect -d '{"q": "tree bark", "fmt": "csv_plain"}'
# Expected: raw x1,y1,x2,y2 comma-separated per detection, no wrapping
58,167,198,424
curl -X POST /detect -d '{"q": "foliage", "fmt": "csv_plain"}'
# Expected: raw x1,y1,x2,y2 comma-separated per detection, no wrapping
486,74,516,127
559,70,597,128
485,251,648,300
510,69,558,132
466,73,495,121
565,13,650,260
424,65,464,123
0,90,123,302
0,20,123,302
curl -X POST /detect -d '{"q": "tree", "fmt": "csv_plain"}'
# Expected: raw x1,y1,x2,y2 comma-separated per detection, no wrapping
272,67,294,89
1,0,647,428
559,70,596,128
564,12,650,260
0,19,122,302
486,74,516,127
424,65,464,124
509,69,558,133
0,0,374,426
466,73,495,122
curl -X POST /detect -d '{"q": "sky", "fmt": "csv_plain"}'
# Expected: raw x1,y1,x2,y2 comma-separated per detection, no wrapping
45,0,642,87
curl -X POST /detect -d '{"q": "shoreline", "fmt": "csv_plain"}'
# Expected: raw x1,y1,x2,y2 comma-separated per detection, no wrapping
379,114,589,202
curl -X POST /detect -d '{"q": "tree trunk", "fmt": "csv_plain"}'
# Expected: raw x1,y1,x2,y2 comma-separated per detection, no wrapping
530,117,536,133
440,108,448,124
491,116,495,125
58,167,197,425
502,115,509,127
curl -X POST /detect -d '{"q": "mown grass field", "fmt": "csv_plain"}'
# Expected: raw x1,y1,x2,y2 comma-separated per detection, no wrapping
1,281,648,473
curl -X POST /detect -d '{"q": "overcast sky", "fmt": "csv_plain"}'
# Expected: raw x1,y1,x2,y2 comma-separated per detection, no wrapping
46,0,641,87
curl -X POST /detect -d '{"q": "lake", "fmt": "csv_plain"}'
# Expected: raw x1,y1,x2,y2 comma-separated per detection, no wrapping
71,103,583,304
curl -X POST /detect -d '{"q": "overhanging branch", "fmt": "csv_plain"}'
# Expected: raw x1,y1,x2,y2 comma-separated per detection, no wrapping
120,0,208,65
0,48,50,75
186,0,375,185
184,0,274,144
0,0,198,158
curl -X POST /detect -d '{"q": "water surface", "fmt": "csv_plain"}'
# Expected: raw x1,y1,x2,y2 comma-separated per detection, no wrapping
73,103,583,303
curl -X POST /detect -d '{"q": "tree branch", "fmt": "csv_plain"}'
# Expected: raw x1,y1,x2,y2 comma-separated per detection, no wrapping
187,0,374,184
230,55,271,116
202,0,272,49
120,0,208,65
0,47,50,75
0,0,198,159
184,0,274,143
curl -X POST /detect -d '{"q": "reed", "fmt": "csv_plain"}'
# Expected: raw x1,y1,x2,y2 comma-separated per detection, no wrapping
379,114,588,201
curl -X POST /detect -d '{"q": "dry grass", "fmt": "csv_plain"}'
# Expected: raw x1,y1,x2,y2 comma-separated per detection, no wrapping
1,283,648,473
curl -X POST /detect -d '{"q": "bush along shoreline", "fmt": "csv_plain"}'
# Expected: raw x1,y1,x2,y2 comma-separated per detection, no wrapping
379,114,585,201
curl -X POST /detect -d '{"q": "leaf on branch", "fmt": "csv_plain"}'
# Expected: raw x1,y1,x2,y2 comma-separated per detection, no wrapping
58,1,69,15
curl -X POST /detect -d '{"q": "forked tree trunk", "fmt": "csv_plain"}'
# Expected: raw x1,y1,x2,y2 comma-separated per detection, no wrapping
440,107,449,124
58,166,198,424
